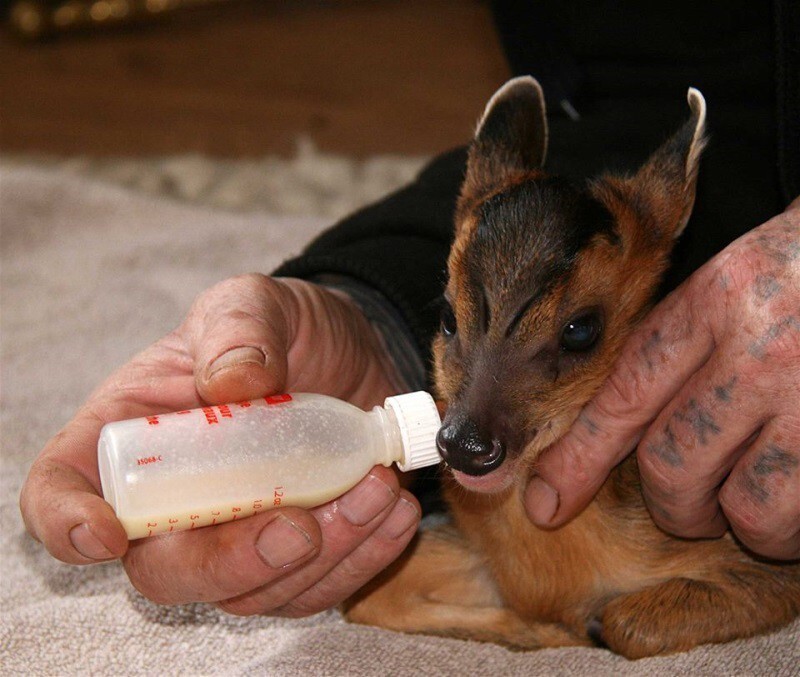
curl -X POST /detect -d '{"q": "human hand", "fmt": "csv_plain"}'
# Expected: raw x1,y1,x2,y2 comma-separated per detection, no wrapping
20,275,421,616
524,199,800,560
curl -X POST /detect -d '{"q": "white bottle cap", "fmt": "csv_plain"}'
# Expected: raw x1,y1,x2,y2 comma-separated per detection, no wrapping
384,391,442,472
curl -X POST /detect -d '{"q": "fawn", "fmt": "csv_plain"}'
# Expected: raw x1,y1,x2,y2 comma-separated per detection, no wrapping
345,77,800,658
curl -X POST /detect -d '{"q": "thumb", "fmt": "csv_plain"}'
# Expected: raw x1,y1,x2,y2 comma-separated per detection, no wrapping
187,274,291,404
20,416,129,564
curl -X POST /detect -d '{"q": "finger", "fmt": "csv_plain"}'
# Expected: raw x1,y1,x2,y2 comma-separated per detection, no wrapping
20,417,129,564
213,466,411,616
637,352,765,538
124,466,399,606
122,507,321,605
185,274,291,404
276,491,420,617
525,275,718,527
719,423,800,560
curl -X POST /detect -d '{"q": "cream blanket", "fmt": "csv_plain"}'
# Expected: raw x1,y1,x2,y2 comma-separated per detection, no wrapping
2,163,798,676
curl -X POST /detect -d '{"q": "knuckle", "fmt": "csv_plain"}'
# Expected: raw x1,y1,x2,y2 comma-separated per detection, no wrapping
123,558,174,605
636,438,688,500
189,273,273,315
598,360,649,422
123,536,215,605
215,272,272,296
709,238,767,294
195,537,247,597
546,437,604,497
217,306,268,328
718,482,772,542
727,252,763,293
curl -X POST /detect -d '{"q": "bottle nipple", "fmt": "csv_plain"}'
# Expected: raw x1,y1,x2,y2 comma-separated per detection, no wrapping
383,392,442,472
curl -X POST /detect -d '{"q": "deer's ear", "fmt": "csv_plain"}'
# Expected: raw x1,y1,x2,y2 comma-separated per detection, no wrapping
463,76,548,195
630,88,708,239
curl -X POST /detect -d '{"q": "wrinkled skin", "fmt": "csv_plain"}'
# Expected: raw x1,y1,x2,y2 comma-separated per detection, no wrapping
20,275,421,616
527,198,800,561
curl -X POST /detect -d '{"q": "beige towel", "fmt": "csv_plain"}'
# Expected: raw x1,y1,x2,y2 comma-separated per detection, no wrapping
1,164,798,676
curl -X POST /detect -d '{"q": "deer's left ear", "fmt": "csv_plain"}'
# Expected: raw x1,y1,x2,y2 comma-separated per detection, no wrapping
629,88,708,239
462,76,548,197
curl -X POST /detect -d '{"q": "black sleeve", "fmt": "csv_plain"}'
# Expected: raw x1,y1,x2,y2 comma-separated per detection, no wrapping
273,147,467,374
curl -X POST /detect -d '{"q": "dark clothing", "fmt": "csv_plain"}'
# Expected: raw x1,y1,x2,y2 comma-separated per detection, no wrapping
275,1,799,384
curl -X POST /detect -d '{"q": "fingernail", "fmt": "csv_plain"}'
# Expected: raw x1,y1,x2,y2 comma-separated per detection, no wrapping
256,514,315,569
526,477,560,525
376,498,420,540
337,473,396,526
69,523,115,561
208,346,265,379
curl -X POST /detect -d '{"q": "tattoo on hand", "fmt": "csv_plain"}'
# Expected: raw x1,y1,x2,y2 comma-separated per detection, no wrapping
579,411,599,435
742,445,798,504
713,376,738,403
748,315,800,360
639,329,662,371
753,274,782,301
674,398,721,446
753,444,799,477
647,424,682,467
754,226,800,264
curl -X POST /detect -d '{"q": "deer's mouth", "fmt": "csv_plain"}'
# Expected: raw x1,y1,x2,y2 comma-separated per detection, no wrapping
449,460,516,494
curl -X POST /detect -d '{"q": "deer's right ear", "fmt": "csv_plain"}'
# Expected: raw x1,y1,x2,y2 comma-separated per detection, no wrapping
462,76,548,197
628,88,708,240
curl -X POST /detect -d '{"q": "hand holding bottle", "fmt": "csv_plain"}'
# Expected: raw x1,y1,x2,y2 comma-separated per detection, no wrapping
20,275,423,616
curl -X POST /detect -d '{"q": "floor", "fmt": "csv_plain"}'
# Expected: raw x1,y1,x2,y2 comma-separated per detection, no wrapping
0,0,510,157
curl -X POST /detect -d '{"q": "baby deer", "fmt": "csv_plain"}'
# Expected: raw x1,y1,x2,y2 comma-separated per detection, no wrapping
345,77,800,658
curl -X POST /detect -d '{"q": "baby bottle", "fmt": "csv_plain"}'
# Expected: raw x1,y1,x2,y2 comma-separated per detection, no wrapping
98,391,441,539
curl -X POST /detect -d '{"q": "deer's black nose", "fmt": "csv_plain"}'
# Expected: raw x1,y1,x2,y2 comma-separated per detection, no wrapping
436,415,506,476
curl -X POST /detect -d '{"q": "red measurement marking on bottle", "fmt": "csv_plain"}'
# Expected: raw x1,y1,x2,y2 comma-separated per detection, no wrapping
237,401,252,408
218,404,233,419
266,394,292,405
202,407,219,425
137,455,163,466
273,486,284,506
190,513,199,530
147,521,157,537
211,510,220,525
252,499,264,516
146,415,160,425
176,410,191,415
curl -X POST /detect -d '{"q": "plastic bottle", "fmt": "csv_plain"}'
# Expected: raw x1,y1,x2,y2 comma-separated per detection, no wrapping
98,391,441,540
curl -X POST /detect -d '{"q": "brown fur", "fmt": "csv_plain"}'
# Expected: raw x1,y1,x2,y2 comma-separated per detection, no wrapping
344,78,800,658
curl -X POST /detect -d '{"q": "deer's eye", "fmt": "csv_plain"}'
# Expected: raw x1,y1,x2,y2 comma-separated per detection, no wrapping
560,312,602,351
440,304,457,337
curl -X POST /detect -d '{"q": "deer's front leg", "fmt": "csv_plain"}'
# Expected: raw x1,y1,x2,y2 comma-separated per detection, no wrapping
344,525,589,650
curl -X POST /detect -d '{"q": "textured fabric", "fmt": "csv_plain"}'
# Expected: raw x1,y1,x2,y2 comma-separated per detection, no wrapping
3,166,798,675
